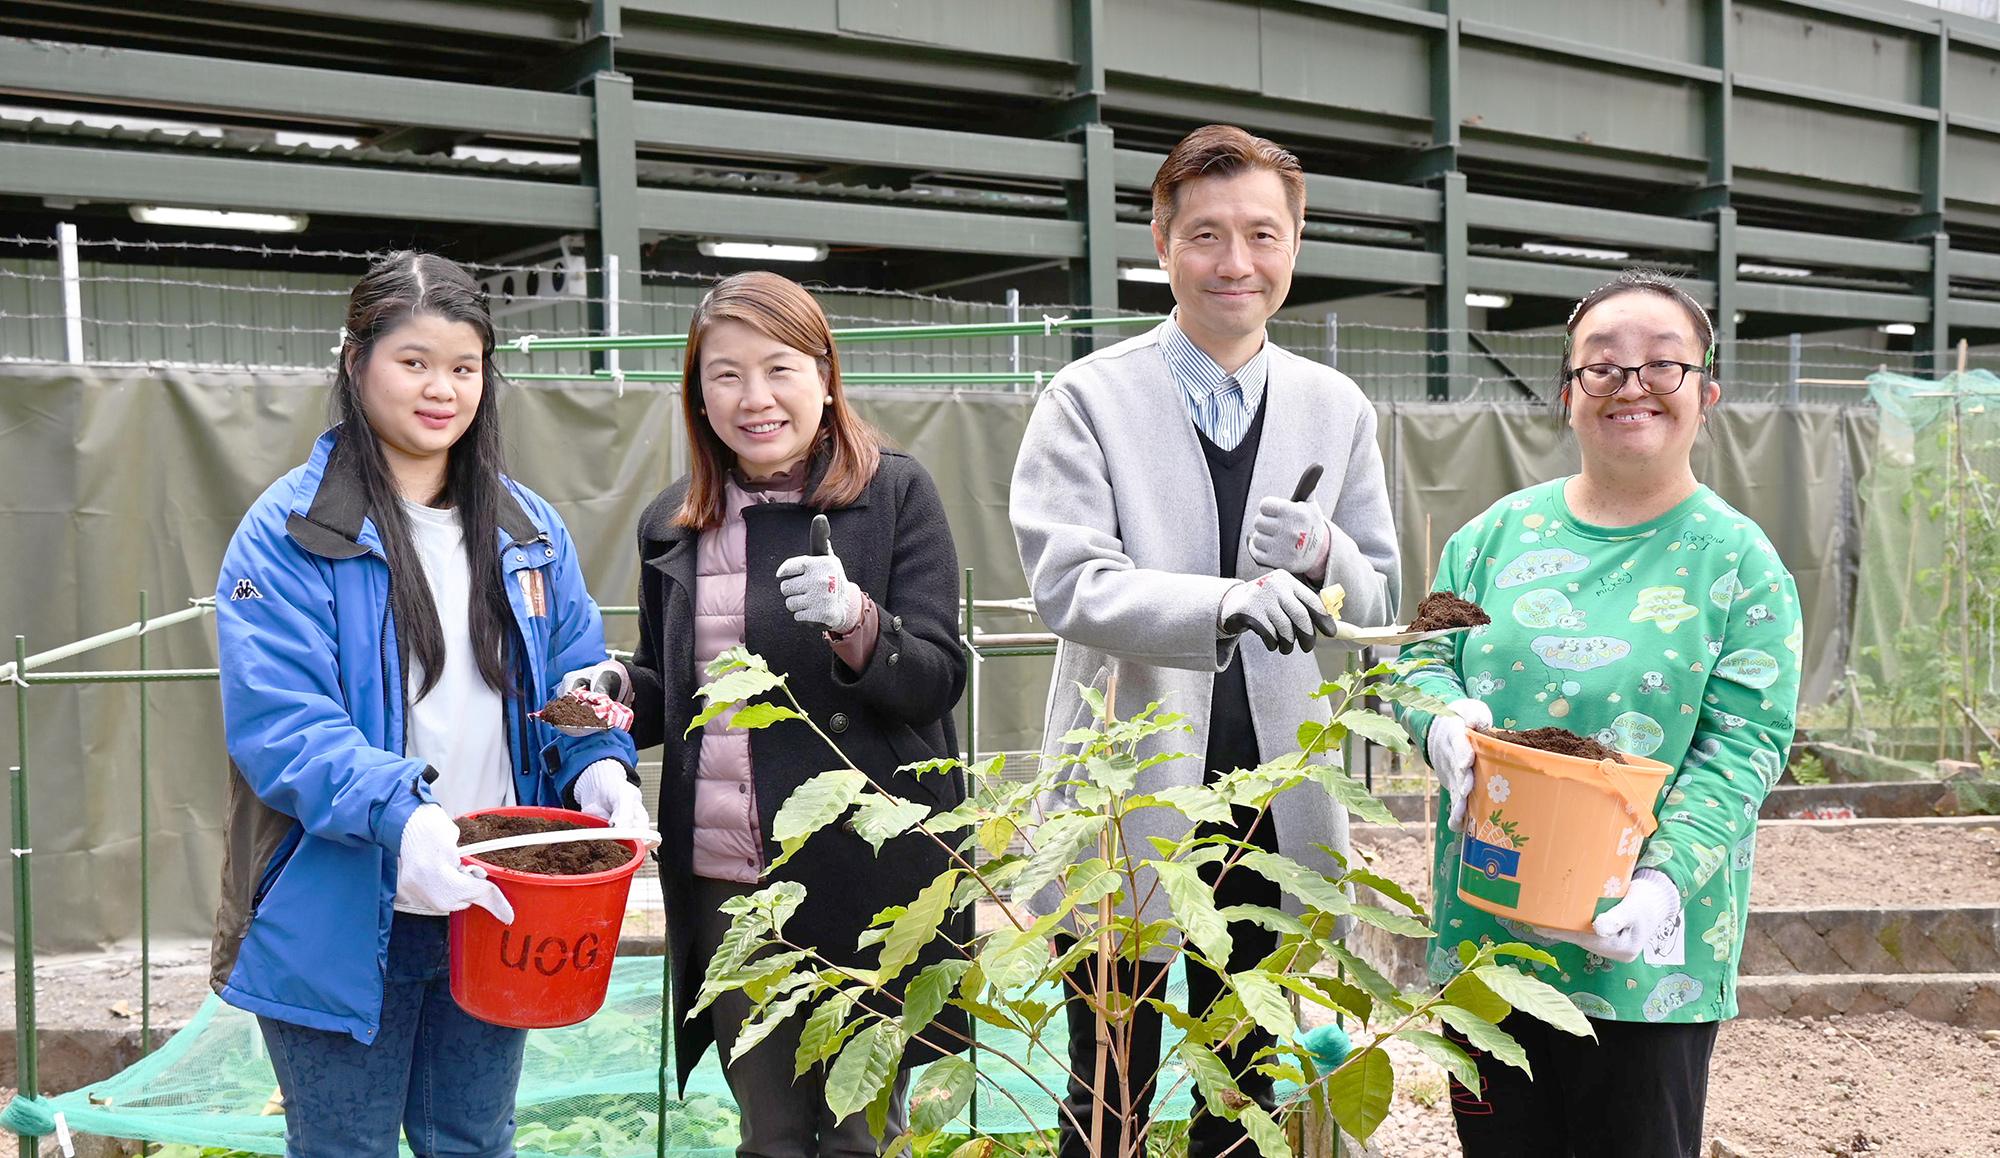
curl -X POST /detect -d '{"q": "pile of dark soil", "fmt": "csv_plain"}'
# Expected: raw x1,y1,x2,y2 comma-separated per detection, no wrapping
534,693,605,729
1486,725,1627,764
1408,591,1491,632
457,814,634,876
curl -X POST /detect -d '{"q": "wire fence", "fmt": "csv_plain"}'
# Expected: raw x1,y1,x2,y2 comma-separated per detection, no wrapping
2,234,1991,403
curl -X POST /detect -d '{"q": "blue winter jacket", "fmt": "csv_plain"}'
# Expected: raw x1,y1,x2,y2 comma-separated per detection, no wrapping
209,427,637,1042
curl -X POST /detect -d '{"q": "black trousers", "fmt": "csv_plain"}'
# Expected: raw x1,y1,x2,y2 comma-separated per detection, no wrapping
1448,1011,1720,1158
1055,808,1283,1158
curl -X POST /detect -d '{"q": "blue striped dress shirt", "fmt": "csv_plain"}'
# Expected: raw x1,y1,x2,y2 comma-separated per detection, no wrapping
1160,312,1270,452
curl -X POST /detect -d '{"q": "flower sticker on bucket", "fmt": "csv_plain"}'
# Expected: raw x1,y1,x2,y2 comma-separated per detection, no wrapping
1601,875,1627,898
1487,773,1512,803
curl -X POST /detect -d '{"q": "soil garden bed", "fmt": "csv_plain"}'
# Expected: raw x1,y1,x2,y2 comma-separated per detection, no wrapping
1407,592,1490,633
456,814,634,876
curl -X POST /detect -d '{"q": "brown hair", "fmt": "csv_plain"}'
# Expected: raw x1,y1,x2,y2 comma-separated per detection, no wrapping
674,272,884,528
1151,124,1307,237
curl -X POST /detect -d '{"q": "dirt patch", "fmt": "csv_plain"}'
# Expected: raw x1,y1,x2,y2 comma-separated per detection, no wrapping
533,692,606,730
457,814,634,876
1747,823,2000,909
1352,821,2000,911
1407,592,1491,633
1485,726,1627,764
1335,1012,2000,1158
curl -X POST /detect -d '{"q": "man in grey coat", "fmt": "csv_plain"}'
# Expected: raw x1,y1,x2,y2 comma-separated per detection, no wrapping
1009,124,1400,1158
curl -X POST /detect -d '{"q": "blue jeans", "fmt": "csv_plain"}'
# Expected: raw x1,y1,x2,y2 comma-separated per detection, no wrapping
258,913,529,1158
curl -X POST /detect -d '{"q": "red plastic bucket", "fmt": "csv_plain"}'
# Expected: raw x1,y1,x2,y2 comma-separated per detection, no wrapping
448,806,643,1029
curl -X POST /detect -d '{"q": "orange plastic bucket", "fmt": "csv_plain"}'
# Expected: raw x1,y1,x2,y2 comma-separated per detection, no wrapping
1455,731,1673,932
448,806,643,1028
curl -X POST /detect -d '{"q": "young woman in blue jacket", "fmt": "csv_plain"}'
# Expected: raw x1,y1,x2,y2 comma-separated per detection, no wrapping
211,252,644,1158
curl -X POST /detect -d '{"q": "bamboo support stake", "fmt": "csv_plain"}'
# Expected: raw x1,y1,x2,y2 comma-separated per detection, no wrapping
1088,669,1119,1158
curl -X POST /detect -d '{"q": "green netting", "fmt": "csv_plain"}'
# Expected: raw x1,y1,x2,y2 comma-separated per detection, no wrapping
42,956,1208,1157
1849,370,2000,750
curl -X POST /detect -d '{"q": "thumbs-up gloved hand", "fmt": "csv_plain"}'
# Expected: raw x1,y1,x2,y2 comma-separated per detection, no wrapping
1248,464,1334,579
776,519,865,634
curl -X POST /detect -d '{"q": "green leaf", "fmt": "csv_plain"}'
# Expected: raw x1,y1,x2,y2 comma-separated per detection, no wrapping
1439,971,1511,1025
1276,972,1371,1024
769,768,868,867
1393,1028,1479,1091
692,882,806,1012
826,1021,906,1122
1145,784,1234,824
1489,941,1560,970
1322,944,1404,1011
944,1138,994,1158
976,816,1017,858
731,702,806,730
1471,965,1596,1039
1086,751,1139,794
879,871,959,983
906,1055,975,1136
1373,679,1456,716
1153,860,1233,964
1174,1039,1242,1119
1348,902,1436,940
1012,813,1107,900
1344,869,1425,916
1238,1105,1294,1158
727,986,815,1066
902,958,973,1038
1238,850,1352,917
1228,970,1297,1041
1296,719,1329,753
1302,763,1401,827
1214,904,1310,939
1077,683,1107,719
1435,1005,1529,1075
1325,1046,1395,1142
850,794,932,852
795,992,858,1077
1335,708,1412,753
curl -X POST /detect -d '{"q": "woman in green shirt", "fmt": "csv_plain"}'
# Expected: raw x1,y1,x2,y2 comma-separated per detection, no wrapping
1399,269,1801,1157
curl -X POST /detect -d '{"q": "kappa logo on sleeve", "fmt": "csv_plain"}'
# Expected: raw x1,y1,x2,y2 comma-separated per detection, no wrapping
229,579,264,601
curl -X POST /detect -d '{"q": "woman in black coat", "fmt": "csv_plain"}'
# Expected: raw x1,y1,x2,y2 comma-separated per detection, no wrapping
600,272,969,1158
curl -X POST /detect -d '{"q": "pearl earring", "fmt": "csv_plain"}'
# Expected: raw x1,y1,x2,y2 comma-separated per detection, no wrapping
824,393,834,405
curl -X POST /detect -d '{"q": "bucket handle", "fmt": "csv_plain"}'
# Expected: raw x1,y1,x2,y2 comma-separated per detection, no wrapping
460,827,662,859
1595,763,1662,837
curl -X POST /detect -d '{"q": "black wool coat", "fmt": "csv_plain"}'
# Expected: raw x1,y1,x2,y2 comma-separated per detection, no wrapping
627,447,972,1087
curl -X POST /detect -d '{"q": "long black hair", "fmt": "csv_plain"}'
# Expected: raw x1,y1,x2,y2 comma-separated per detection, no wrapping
332,251,513,699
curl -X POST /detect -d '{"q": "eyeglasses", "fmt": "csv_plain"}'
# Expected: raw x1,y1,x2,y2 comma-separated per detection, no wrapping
1563,360,1704,398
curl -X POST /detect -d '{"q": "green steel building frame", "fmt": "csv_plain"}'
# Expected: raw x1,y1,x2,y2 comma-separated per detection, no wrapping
4,0,2000,397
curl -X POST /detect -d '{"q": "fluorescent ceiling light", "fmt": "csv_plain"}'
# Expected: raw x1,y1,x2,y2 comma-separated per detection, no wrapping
1521,242,1630,261
1879,323,1917,336
697,240,828,263
1465,292,1512,309
1738,262,1812,278
1119,266,1171,283
130,205,308,233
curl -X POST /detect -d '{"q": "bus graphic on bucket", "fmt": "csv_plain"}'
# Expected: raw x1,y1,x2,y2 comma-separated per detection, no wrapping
1460,833,1524,908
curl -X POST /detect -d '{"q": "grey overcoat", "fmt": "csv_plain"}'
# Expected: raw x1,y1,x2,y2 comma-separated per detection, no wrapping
1008,323,1401,945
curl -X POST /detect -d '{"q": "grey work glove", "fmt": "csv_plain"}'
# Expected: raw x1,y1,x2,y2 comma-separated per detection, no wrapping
1218,571,1340,654
1427,698,1494,833
557,659,631,706
776,548,865,634
396,804,514,923
1533,869,1682,964
1247,495,1332,578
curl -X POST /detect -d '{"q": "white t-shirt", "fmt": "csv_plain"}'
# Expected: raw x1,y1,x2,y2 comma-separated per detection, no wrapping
393,497,515,914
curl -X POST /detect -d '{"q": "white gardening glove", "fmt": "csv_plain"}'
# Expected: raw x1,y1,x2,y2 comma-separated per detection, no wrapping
557,659,632,706
574,758,652,840
1427,698,1493,833
1219,571,1340,655
1247,495,1331,578
397,804,514,923
775,548,865,633
1533,869,1682,964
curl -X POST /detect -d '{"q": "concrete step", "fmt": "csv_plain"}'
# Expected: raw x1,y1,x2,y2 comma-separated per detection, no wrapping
1740,906,2000,976
1735,972,2000,1029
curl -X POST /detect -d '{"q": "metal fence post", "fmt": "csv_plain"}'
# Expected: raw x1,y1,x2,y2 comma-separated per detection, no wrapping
138,591,152,1058
57,223,83,365
12,636,38,1156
